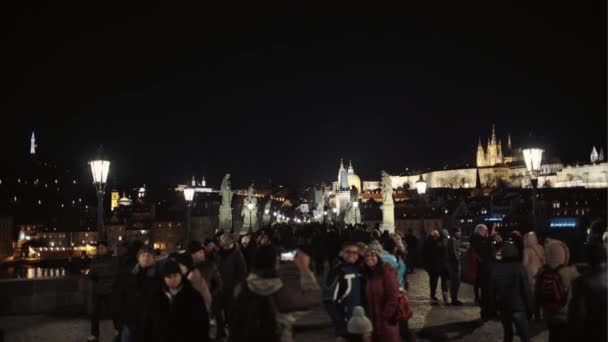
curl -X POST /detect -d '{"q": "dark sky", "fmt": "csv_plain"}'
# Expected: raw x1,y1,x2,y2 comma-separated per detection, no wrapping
3,3,606,187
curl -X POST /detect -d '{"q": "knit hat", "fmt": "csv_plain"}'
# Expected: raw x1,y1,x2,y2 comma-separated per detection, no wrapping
347,306,373,335
137,245,155,258
219,232,235,248
253,245,278,271
365,242,383,257
355,242,368,255
160,259,182,278
187,241,205,254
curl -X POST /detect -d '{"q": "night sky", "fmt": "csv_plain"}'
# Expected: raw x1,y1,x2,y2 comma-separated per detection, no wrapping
3,3,606,187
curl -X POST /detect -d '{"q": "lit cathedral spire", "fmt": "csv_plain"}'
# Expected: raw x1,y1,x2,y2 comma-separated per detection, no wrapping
30,130,36,155
491,124,497,145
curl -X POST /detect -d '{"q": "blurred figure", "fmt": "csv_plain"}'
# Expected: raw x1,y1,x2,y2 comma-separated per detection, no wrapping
323,241,364,341
88,241,118,342
522,232,544,320
568,240,607,341
423,230,449,304
447,228,463,305
490,242,532,342
229,245,320,341
404,229,419,274
362,245,400,342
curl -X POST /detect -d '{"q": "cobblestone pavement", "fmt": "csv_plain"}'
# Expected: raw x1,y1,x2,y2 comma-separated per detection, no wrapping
1,269,548,342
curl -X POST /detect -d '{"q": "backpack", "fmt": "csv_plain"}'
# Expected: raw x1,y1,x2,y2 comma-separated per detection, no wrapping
230,282,279,342
536,265,567,311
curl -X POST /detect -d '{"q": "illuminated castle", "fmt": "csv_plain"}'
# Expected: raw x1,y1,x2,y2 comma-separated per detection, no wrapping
476,125,517,167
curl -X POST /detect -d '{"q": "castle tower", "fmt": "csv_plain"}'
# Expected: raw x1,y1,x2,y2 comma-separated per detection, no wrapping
591,146,599,163
476,137,486,167
507,133,512,151
599,147,605,162
30,131,36,155
497,140,503,163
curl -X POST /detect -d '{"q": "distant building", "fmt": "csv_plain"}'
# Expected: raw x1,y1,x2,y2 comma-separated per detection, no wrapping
0,216,14,259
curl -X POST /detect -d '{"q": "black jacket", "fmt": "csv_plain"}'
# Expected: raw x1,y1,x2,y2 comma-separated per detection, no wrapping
489,261,532,314
89,254,118,295
422,237,448,274
218,246,248,295
148,281,210,342
196,261,223,301
112,264,161,338
568,264,607,341
471,234,495,265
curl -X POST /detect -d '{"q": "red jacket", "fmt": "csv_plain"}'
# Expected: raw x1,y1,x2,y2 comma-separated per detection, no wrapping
364,262,400,342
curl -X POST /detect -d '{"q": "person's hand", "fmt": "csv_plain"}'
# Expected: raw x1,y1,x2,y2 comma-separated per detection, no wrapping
294,249,311,272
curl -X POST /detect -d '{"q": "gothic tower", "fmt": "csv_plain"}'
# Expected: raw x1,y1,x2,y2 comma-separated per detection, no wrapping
476,137,486,167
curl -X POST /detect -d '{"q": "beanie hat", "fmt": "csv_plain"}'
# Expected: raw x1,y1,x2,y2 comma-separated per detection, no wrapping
173,252,193,269
220,232,235,248
137,245,155,258
365,242,383,257
160,259,181,278
187,241,205,254
347,306,373,335
253,245,279,271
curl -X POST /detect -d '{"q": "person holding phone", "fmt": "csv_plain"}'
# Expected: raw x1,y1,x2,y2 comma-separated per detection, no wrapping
230,245,321,341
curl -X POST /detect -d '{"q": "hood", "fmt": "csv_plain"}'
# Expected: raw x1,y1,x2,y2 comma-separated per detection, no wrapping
546,240,570,269
523,232,539,248
246,273,283,296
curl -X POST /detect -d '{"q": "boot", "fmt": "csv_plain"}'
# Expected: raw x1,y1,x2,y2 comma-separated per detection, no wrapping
442,292,449,305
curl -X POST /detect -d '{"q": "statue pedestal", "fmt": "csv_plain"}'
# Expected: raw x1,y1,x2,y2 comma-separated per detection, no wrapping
219,206,233,232
381,202,395,233
242,209,258,231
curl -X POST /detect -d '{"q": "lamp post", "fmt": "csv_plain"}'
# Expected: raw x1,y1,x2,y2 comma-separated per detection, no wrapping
89,151,110,242
523,146,544,235
247,202,254,233
353,201,360,225
183,186,195,247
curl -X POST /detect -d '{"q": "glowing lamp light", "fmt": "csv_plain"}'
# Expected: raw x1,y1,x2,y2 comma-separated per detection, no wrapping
416,175,427,195
523,147,544,177
89,159,110,185
183,187,195,202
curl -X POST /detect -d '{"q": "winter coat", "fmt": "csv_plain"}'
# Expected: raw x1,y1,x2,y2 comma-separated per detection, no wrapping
568,263,607,341
147,281,210,342
422,237,448,274
447,237,461,271
196,261,223,309
187,268,213,312
89,254,118,295
380,251,406,290
522,232,544,291
230,269,320,342
490,260,533,315
363,262,400,342
323,260,363,336
112,264,161,340
218,245,248,295
470,234,495,265
543,239,580,319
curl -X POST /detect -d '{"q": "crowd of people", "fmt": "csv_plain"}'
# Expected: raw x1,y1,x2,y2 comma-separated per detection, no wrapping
85,221,607,342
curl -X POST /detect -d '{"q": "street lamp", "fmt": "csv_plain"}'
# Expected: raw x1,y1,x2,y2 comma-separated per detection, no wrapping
416,175,427,195
89,151,110,241
523,145,544,234
247,202,254,232
183,186,195,246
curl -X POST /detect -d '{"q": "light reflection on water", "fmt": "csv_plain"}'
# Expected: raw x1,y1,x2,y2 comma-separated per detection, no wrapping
1,267,68,280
